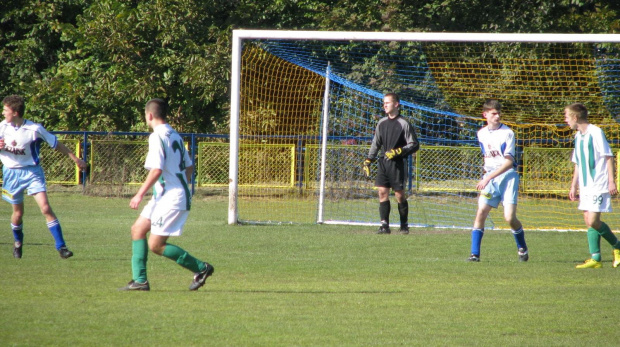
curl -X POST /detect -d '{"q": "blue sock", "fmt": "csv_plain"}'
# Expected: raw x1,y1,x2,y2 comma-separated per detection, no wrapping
471,229,484,256
512,227,527,250
11,223,23,244
47,219,66,250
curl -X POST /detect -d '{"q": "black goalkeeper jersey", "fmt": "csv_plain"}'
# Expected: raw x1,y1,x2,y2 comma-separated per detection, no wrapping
367,115,419,161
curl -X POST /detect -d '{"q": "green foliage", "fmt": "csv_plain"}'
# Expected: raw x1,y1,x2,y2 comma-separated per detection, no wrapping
1,0,620,133
37,0,232,132
2,0,232,132
0,0,88,123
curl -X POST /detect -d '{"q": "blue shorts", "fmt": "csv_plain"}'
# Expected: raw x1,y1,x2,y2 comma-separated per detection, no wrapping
2,166,47,204
478,169,519,208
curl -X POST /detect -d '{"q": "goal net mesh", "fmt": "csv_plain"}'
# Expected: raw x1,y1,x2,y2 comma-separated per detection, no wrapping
236,37,620,230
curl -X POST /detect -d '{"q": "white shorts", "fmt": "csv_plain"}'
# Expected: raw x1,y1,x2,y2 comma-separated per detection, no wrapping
578,192,612,213
140,199,189,236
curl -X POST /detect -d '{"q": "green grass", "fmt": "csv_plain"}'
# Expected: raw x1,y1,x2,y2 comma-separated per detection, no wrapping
1,193,619,346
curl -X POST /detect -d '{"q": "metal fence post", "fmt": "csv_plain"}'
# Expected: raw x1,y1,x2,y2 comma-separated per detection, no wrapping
82,132,88,189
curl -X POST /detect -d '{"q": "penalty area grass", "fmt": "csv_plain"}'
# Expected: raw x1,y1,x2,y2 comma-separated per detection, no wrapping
0,193,619,346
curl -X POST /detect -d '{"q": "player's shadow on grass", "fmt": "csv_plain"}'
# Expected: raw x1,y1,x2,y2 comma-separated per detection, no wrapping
0,242,48,246
203,289,409,294
134,288,410,294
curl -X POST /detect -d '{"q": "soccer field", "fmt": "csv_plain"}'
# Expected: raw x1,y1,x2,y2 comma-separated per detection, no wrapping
1,193,619,346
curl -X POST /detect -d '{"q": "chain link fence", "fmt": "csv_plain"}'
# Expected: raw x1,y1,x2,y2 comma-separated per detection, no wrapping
0,139,81,185
0,131,597,200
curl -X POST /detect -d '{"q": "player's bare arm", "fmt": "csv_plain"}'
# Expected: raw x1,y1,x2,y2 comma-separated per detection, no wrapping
606,156,618,195
55,142,88,171
130,168,163,209
569,165,580,201
186,165,195,185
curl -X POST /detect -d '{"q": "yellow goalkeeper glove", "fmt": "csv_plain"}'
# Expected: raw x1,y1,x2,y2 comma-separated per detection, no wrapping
385,148,402,160
363,159,372,177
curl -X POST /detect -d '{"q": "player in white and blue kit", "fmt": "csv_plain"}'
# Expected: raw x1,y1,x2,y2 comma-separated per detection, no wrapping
467,99,528,262
566,103,620,269
1,95,87,259
120,98,214,291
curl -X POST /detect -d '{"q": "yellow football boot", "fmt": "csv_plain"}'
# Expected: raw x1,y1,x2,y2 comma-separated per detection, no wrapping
612,249,620,268
576,258,602,269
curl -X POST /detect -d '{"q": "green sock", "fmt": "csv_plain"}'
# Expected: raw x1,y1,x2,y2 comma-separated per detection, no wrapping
132,239,148,283
162,244,205,273
596,222,619,248
587,228,602,261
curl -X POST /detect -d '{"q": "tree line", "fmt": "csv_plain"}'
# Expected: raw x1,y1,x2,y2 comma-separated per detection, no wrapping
1,0,618,133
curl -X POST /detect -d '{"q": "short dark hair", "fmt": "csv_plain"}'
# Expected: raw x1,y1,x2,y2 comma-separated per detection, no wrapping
384,93,400,104
483,99,501,112
565,103,588,121
2,95,25,116
145,98,168,120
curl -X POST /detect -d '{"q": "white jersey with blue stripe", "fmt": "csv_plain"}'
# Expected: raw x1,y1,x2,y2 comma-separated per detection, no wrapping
477,123,516,173
0,120,58,168
571,124,613,195
145,123,193,211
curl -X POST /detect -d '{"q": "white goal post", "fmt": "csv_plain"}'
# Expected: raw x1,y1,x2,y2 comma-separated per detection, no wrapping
229,30,620,227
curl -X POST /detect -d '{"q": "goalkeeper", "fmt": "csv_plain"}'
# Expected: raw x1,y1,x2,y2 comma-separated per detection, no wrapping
363,93,419,234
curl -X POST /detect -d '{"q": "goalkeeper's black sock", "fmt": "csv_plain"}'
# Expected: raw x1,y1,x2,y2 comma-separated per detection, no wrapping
398,201,408,227
379,201,390,225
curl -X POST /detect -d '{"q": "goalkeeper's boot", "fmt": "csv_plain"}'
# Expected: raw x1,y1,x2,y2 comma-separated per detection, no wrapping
13,243,22,259
376,224,391,234
612,249,620,268
398,226,409,235
575,258,602,269
467,254,480,262
189,262,215,291
518,248,529,262
58,246,73,259
119,280,150,291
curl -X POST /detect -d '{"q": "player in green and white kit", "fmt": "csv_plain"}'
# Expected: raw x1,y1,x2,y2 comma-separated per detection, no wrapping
120,98,214,290
566,103,620,269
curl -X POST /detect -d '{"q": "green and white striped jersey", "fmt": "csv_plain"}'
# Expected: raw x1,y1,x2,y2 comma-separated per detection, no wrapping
145,123,193,210
571,124,613,195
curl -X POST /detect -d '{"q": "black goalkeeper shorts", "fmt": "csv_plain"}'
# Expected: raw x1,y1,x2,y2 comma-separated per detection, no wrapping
375,157,407,191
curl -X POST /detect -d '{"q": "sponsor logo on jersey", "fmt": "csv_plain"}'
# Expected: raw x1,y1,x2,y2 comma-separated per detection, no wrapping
4,146,26,155
484,144,501,158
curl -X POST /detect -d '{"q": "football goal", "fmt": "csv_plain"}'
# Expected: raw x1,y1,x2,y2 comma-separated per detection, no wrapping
229,30,620,231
